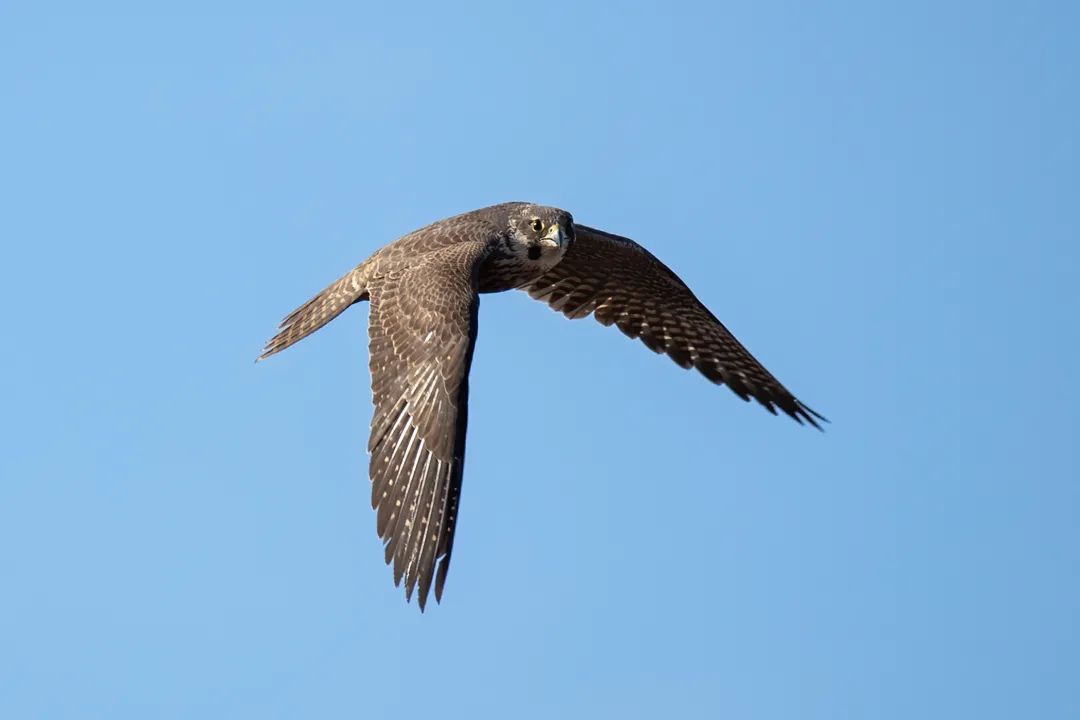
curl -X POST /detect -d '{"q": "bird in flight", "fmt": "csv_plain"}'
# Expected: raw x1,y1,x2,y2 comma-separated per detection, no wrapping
259,202,824,610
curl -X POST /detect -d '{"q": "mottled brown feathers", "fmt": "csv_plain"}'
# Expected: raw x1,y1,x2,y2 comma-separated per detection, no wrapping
526,225,826,428
365,242,487,609
258,202,824,611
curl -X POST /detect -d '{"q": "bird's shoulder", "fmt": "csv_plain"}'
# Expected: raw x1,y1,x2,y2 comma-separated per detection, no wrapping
368,214,507,273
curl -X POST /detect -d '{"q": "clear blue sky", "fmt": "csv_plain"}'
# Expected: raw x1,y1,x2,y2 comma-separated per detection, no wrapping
2,3,1077,718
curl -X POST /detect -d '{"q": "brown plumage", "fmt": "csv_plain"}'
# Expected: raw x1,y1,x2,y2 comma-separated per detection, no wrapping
258,202,825,610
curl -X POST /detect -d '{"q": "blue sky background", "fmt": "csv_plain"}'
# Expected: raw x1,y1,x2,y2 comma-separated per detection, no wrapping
2,2,1077,718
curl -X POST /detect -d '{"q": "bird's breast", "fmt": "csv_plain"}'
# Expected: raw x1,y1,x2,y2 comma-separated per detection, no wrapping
478,257,537,293
478,248,564,293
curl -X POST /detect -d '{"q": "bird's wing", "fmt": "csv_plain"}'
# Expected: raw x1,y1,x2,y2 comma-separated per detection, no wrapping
366,240,489,610
258,262,373,361
525,224,825,427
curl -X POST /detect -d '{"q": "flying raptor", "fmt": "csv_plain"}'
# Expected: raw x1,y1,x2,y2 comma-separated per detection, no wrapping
259,202,824,610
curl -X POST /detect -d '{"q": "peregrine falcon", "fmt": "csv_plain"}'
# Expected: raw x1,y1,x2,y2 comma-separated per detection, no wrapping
259,202,824,610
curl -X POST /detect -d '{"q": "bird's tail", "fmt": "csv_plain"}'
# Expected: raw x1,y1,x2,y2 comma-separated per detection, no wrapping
257,261,373,361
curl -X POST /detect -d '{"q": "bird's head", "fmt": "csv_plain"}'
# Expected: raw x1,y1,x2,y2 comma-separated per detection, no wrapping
508,204,575,263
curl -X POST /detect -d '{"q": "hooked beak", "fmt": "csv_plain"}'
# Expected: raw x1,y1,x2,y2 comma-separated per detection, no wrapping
540,223,566,249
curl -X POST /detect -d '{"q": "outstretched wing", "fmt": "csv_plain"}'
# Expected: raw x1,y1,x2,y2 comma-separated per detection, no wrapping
525,224,825,427
258,263,371,361
366,241,489,610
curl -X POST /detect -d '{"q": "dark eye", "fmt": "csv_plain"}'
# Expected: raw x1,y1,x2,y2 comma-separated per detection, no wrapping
531,218,543,232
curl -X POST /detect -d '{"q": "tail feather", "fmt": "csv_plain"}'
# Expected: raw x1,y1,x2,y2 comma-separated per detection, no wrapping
258,262,371,360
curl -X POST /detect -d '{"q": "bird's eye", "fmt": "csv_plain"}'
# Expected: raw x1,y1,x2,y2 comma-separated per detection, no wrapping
531,218,543,232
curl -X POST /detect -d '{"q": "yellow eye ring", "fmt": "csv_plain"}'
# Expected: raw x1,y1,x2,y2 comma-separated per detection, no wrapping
531,218,543,232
